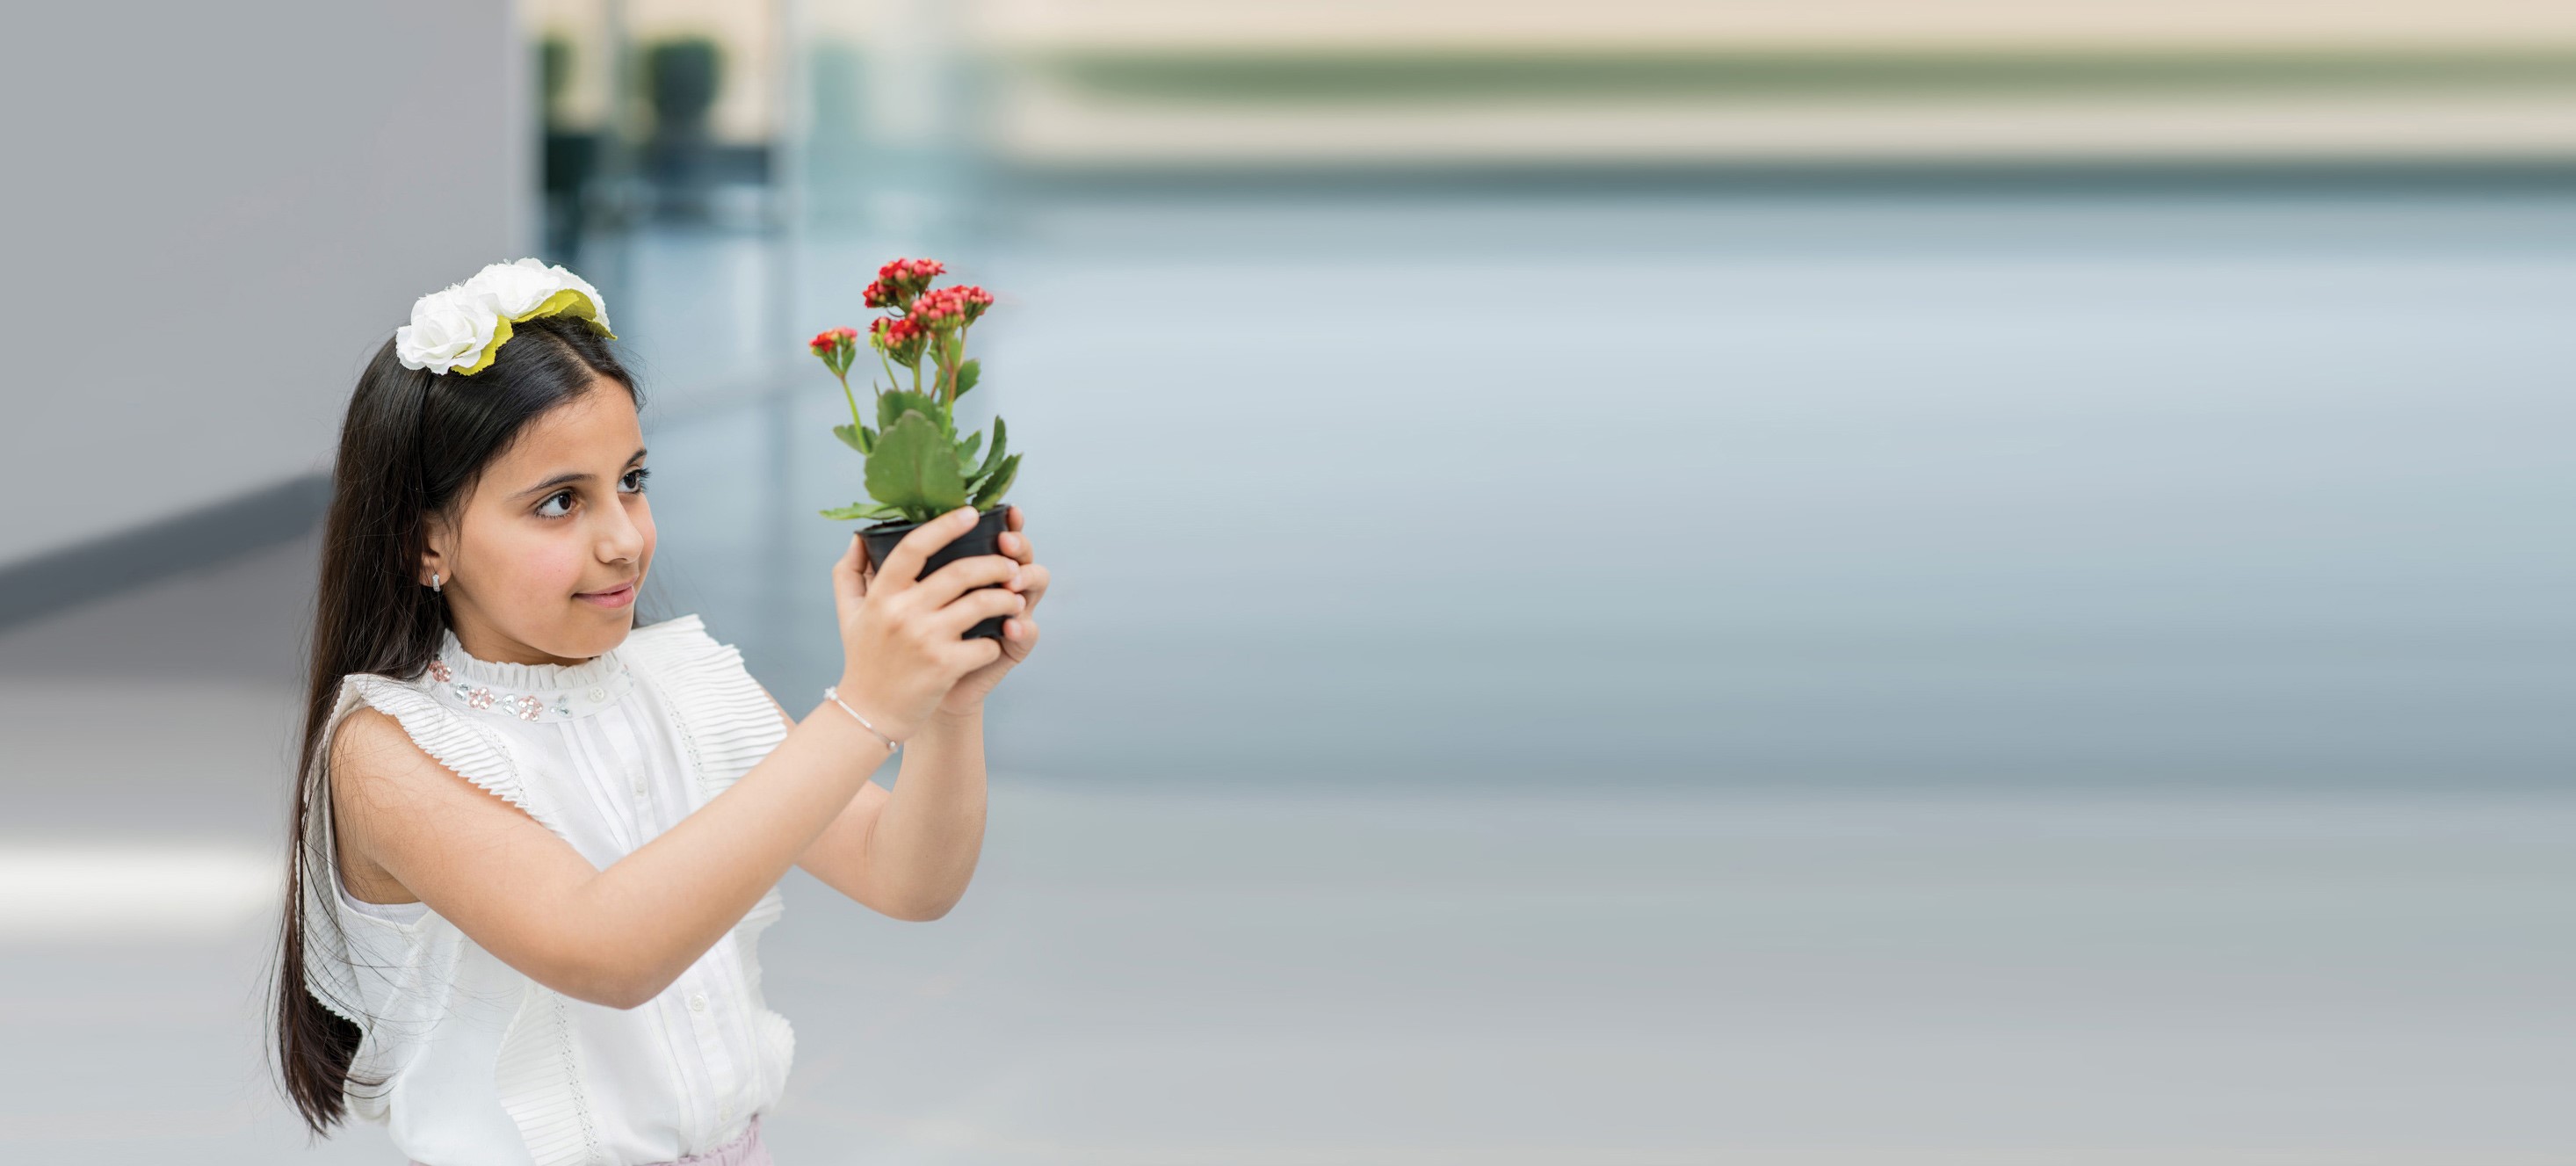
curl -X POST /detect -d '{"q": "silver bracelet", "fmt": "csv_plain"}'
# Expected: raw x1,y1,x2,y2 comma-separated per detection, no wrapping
821,685,901,756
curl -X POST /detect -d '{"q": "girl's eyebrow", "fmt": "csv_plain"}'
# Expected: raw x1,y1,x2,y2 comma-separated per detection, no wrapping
511,447,649,500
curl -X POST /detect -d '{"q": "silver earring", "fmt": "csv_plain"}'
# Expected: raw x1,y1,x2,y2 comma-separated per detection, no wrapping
430,570,442,593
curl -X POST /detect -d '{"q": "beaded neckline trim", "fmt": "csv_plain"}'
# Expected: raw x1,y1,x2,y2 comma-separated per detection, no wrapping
423,654,638,722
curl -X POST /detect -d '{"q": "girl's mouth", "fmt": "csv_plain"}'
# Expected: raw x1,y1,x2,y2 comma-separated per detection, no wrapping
577,582,636,609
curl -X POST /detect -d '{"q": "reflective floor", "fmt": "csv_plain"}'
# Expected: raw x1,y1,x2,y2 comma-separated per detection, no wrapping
3,191,2572,1162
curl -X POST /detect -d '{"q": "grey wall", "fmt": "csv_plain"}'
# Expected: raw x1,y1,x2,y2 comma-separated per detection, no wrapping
0,1,527,566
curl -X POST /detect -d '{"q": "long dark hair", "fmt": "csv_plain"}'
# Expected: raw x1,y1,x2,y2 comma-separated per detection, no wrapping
271,314,639,1137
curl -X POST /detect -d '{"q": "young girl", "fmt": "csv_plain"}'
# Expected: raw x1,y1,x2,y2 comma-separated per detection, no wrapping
271,259,1047,1165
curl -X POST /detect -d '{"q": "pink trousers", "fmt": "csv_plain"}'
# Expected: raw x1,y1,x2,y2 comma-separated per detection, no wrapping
409,1114,770,1166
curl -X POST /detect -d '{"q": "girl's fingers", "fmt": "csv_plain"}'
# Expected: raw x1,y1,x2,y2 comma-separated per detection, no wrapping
943,635,1007,674
1013,562,1051,609
998,506,1033,564
873,506,982,594
830,535,868,616
930,583,1028,634
912,554,1022,612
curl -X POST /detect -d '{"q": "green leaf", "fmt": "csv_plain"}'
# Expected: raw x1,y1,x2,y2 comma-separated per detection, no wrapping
963,416,1008,488
969,453,1020,508
877,388,947,436
831,424,874,454
954,431,982,467
865,409,966,516
820,500,904,521
953,358,981,399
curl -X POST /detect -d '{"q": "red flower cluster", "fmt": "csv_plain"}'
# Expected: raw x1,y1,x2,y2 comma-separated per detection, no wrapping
863,257,947,309
808,325,858,356
869,315,930,365
909,285,994,330
808,325,860,382
812,257,998,406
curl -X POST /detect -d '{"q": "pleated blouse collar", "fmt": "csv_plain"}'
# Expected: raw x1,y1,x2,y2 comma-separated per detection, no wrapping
425,628,636,722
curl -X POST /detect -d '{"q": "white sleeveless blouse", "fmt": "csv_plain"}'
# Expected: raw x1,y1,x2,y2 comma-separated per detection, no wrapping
299,614,796,1166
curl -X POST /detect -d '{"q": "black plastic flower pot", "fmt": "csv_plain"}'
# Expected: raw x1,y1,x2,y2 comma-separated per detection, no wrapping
858,503,1011,641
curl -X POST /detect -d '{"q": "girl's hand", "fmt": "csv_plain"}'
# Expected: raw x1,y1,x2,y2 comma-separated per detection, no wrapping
938,504,1047,717
830,506,1026,742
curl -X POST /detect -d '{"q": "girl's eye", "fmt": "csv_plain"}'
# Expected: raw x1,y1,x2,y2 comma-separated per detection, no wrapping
536,490,575,518
621,467,651,494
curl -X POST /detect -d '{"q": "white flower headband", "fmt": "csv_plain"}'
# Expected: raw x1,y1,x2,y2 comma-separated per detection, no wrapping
394,257,617,375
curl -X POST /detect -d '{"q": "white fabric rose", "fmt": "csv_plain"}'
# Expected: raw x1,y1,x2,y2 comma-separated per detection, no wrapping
463,258,560,318
394,257,614,375
394,285,503,374
463,257,614,336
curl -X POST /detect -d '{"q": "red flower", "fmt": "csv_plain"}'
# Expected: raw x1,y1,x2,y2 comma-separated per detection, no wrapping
808,326,858,355
911,284,994,330
865,257,947,309
869,315,930,365
809,325,862,380
879,257,945,283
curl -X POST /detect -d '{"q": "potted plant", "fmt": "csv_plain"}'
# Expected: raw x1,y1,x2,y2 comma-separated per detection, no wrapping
809,257,1023,641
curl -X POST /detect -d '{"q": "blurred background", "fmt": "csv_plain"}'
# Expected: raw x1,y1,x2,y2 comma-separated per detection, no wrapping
4,1,2573,1162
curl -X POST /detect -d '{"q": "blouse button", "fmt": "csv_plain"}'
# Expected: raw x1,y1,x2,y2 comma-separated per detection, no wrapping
719,1101,735,1122
588,687,607,701
689,992,708,1013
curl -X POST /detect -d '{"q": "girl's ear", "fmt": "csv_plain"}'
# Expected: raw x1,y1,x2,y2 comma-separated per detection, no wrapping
421,511,453,588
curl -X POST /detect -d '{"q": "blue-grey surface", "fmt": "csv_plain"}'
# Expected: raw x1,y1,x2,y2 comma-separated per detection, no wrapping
640,192,2576,790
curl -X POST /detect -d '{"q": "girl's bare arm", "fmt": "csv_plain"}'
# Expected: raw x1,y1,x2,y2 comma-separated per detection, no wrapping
784,705,989,921
332,690,907,1008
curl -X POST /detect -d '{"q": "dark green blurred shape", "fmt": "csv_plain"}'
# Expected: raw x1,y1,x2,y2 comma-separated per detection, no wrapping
645,37,722,135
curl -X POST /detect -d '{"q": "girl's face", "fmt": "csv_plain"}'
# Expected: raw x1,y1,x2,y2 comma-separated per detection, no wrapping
424,380,655,666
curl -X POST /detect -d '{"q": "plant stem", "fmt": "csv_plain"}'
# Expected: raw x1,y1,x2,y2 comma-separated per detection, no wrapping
876,348,901,397
835,370,861,429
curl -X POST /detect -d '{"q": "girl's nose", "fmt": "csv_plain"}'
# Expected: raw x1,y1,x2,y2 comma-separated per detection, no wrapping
597,500,648,563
